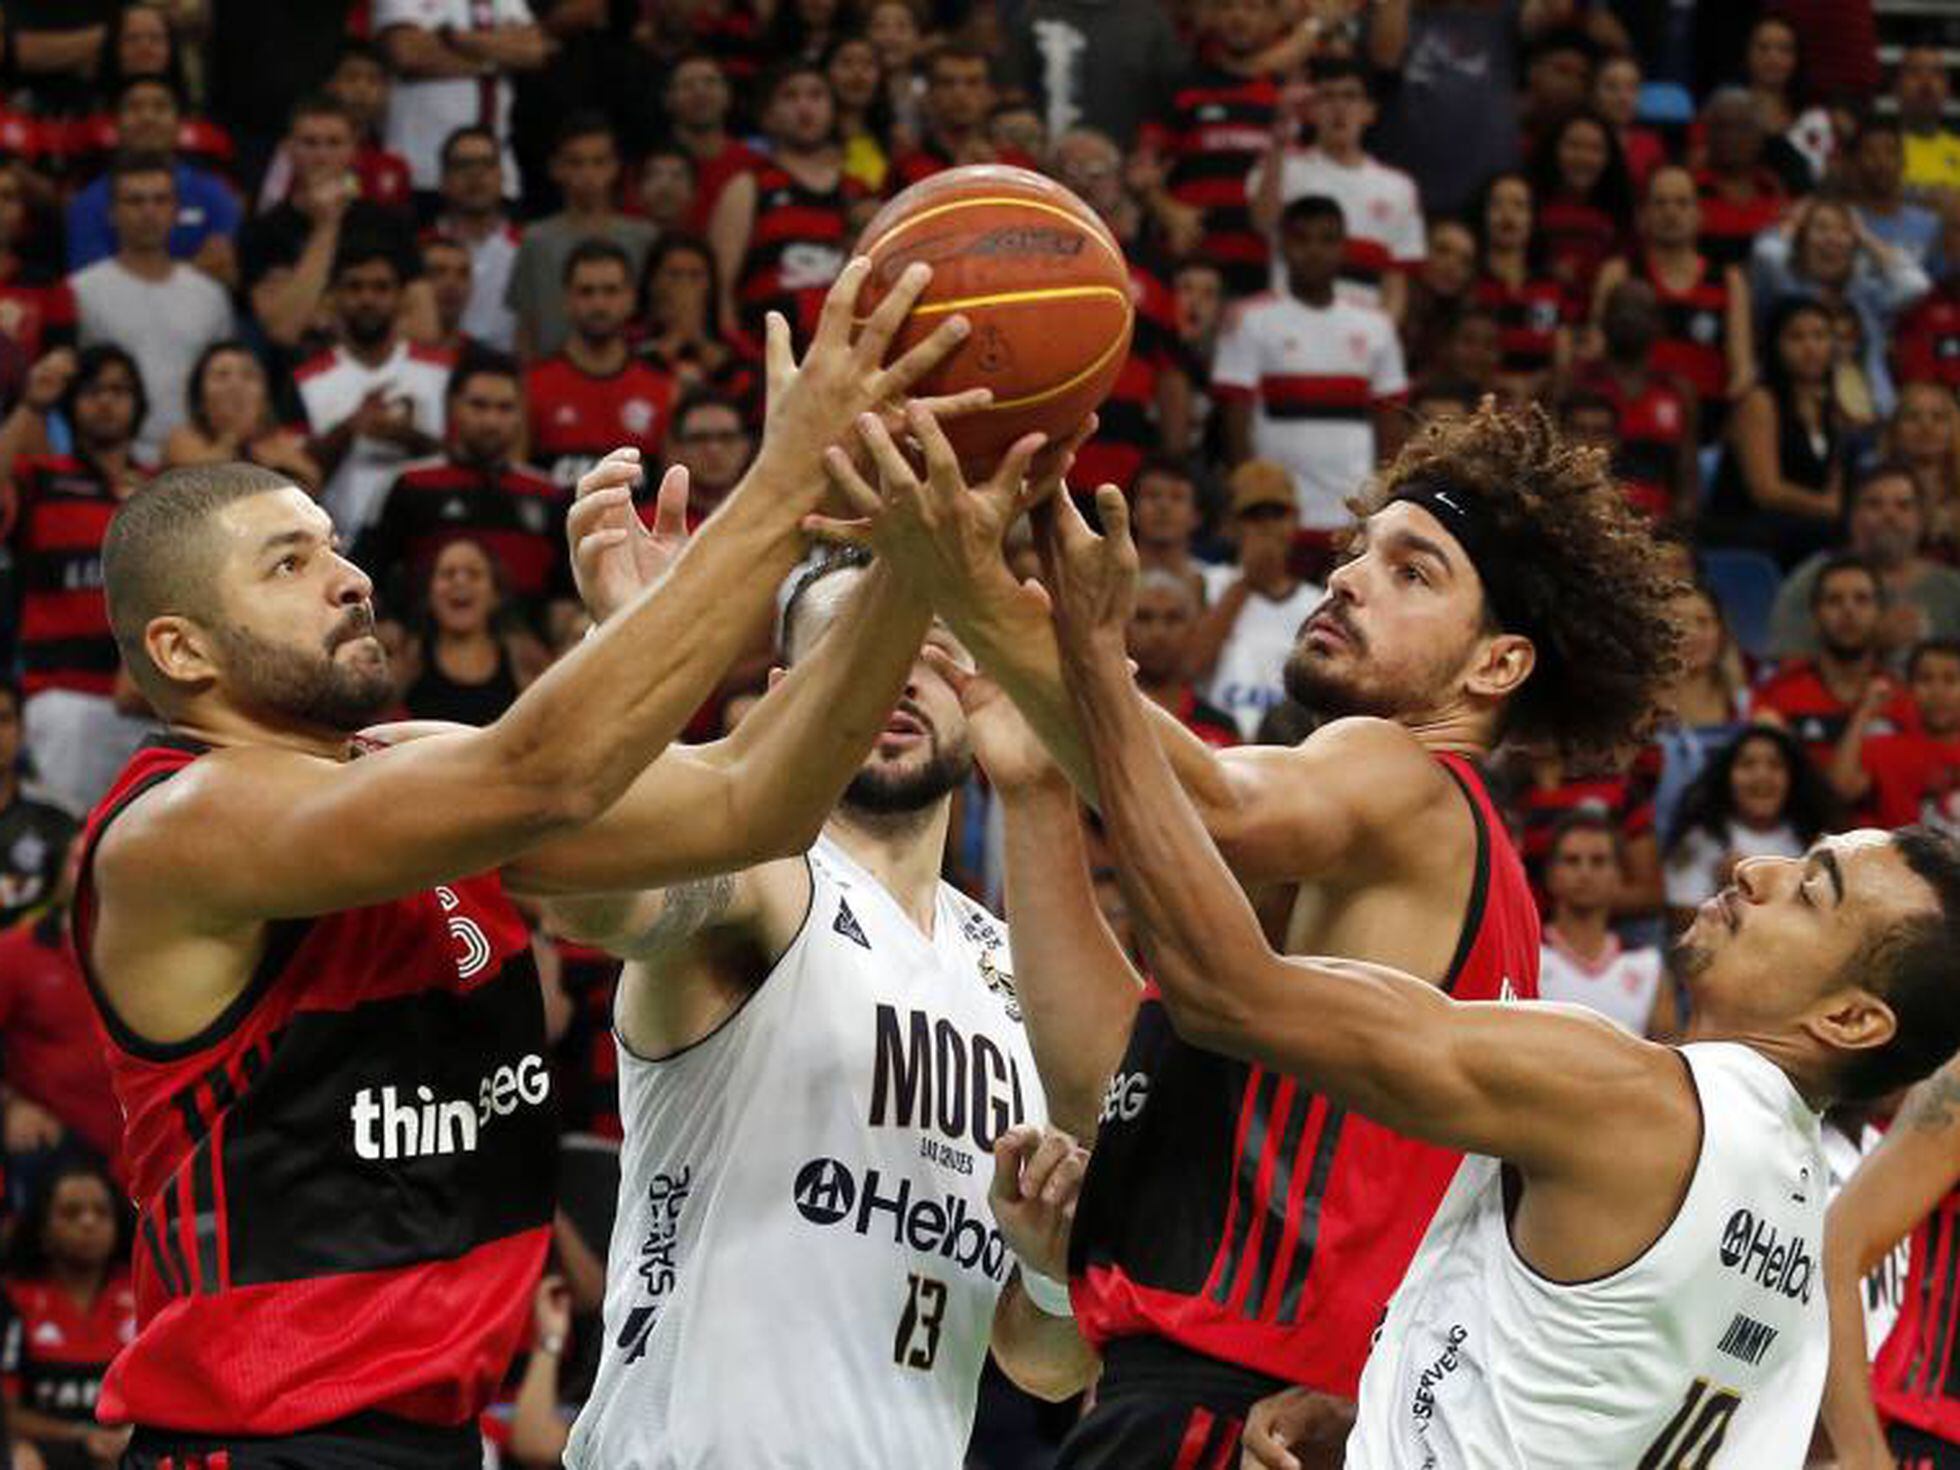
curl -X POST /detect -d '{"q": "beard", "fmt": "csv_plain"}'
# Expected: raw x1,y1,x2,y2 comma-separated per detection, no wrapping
215,609,394,732
843,714,974,816
1282,601,1382,717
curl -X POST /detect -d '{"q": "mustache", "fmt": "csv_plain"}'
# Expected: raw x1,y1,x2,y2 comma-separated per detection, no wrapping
1306,598,1365,650
891,697,936,739
328,603,377,650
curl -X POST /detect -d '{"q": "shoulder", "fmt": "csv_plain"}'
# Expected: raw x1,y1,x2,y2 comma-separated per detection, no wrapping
292,348,341,386
406,343,456,373
1291,717,1454,812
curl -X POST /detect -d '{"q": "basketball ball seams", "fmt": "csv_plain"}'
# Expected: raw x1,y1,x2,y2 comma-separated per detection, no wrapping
864,195,1124,269
906,284,1133,318
970,321,1133,413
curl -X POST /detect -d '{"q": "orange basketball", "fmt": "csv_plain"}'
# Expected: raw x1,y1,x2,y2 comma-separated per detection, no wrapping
857,164,1134,466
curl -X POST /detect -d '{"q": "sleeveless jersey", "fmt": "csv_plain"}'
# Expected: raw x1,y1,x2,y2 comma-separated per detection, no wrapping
0,1269,136,1424
1643,250,1733,405
1068,754,1539,1396
71,737,556,1436
1873,1182,1960,1441
1474,274,1569,377
734,163,862,342
566,836,1046,1468
10,454,133,697
1349,1043,1827,1469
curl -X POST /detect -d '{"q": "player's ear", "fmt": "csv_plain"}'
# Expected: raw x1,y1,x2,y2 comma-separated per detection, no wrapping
1804,987,1898,1057
1463,631,1534,704
145,616,220,690
767,665,787,691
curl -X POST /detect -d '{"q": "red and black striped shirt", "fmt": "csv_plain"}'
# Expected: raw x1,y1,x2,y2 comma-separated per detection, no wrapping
6,454,142,697
1641,250,1735,408
1147,64,1279,298
1897,285,1960,393
1075,250,1187,494
884,138,1037,196
1578,365,1694,521
0,259,76,361
1537,195,1623,316
735,161,864,343
1695,168,1786,271
1474,272,1570,377
1874,1186,1960,1444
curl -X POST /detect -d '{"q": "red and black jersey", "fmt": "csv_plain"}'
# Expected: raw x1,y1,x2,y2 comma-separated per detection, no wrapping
6,454,140,698
1,1271,136,1423
1578,365,1692,521
352,457,572,619
1474,272,1569,376
1148,64,1279,298
0,108,65,173
1640,250,1735,407
689,1,766,91
1874,1187,1960,1443
683,138,766,235
1750,661,1919,772
1515,763,1656,912
1694,169,1786,271
550,937,624,1141
1536,195,1622,316
1896,284,1960,393
0,259,76,361
1075,251,1185,494
884,138,1037,196
734,162,864,343
71,737,556,1436
1068,755,1539,1396
525,355,678,492
1167,686,1239,749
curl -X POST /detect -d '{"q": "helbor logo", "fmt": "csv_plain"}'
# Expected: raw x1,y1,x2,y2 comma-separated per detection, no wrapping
1718,1207,1815,1303
790,1156,1008,1281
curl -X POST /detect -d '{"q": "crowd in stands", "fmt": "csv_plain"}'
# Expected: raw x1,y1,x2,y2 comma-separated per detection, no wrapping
0,0,1947,1463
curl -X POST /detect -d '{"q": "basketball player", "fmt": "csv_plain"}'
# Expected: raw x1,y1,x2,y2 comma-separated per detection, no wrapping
812,403,1680,1461
550,411,1098,1468
73,260,975,1469
1027,459,1960,1469
1822,1054,1960,1469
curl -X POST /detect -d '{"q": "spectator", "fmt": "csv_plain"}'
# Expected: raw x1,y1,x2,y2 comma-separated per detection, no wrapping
421,235,479,359
70,156,234,460
65,82,242,285
76,10,232,179
1435,302,1507,405
526,240,677,490
0,164,75,365
1189,459,1322,740
1400,217,1479,375
1250,58,1423,321
1771,464,1960,662
357,354,572,637
1215,195,1406,535
1170,257,1225,453
237,95,424,357
0,346,151,818
161,341,319,489
1661,723,1837,924
1472,172,1568,400
1887,380,1960,551
663,388,754,523
1693,86,1788,272
395,539,549,725
826,35,890,193
635,147,699,239
990,101,1048,166
1751,195,1929,420
374,0,546,204
1650,581,1749,846
1575,279,1697,522
1592,51,1663,189
1128,456,1209,602
296,240,450,534
508,115,658,361
1831,637,1960,833
1592,165,1754,436
635,235,754,408
1369,0,1524,218
1538,811,1673,1038
0,1163,134,1470
1049,128,1189,494
1005,0,1185,151
0,680,75,930
1740,13,1835,189
708,63,863,342
1752,551,1917,765
94,4,183,98
1706,296,1844,568
1407,373,1480,427
1850,115,1940,269
0,902,119,1167
1128,569,1238,749
1509,740,1664,919
326,41,417,211
505,1274,578,1470
432,125,522,352
1143,0,1284,299
1516,25,1596,151
1894,42,1960,198
661,56,760,235
1529,108,1632,317
1893,205,1960,395
866,0,924,111
887,46,1025,192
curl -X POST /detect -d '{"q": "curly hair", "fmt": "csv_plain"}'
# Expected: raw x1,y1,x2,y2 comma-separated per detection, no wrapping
1349,402,1682,764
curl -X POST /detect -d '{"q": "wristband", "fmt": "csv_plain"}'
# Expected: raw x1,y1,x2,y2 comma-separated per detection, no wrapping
1018,1266,1073,1318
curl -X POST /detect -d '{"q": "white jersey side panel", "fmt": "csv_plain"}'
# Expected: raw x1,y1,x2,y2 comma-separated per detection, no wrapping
1348,1042,1828,1469
565,838,1045,1470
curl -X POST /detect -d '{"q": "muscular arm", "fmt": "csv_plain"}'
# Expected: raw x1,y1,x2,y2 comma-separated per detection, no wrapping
1823,1067,1960,1465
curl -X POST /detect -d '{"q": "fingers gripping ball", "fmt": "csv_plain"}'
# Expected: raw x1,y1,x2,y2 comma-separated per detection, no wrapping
856,165,1135,467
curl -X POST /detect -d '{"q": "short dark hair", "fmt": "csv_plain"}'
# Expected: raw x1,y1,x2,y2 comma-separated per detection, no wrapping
1909,638,1960,680
1836,826,1960,1102
448,348,520,401
1852,461,1922,507
440,124,499,169
780,544,875,661
1308,55,1369,91
1348,402,1683,764
103,463,301,705
332,231,406,283
1546,807,1620,865
1280,194,1345,233
553,109,615,153
563,237,633,287
1812,551,1881,610
109,149,174,191
116,74,180,112
64,343,148,441
1129,454,1196,494
290,91,356,132
672,387,745,438
927,43,993,80
762,60,830,108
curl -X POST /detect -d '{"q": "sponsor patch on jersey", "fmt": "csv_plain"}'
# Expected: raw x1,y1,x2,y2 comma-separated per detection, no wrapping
1718,1207,1815,1303
834,899,870,950
790,1156,1009,1282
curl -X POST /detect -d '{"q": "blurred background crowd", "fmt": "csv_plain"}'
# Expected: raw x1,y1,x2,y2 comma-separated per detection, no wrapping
0,0,1949,1464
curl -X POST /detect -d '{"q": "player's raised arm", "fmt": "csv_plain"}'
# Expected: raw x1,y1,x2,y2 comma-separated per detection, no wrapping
98,260,971,924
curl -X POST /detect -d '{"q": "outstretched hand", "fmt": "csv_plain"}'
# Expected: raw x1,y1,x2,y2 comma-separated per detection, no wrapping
566,449,692,625
988,1123,1089,1283
1034,481,1141,665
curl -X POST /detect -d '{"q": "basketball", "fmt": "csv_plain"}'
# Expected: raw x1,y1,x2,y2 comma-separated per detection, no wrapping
856,164,1135,466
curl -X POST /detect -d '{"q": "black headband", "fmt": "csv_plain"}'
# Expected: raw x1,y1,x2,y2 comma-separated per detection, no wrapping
1391,481,1540,648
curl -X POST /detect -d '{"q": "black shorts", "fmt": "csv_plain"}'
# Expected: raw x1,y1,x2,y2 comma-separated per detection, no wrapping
1058,1338,1295,1470
121,1412,481,1470
1893,1423,1960,1470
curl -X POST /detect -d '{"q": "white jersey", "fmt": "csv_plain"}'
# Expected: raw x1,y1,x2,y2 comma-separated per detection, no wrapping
1823,1118,1910,1357
294,340,452,534
566,837,1046,1470
1250,147,1425,306
1350,1042,1827,1470
1536,929,1664,1035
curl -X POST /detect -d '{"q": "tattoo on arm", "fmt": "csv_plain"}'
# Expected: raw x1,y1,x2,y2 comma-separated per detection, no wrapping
623,874,738,957
1908,1071,1960,1133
